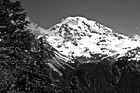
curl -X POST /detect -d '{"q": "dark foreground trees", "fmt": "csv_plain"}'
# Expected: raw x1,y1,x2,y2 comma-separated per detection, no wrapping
0,0,33,92
0,0,58,92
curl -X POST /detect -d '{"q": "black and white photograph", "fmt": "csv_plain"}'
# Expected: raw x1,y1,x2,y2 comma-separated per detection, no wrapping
0,0,140,92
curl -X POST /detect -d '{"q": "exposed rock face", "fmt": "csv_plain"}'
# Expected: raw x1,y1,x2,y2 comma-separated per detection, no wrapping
40,16,140,63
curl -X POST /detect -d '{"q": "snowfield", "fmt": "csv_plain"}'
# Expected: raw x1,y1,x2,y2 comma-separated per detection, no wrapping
40,16,140,62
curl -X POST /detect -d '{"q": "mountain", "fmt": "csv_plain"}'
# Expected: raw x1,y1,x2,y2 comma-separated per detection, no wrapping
39,16,140,63
25,17,140,92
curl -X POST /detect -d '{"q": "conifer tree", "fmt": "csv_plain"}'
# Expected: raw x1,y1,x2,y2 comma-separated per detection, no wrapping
0,0,35,92
0,0,34,50
0,0,61,92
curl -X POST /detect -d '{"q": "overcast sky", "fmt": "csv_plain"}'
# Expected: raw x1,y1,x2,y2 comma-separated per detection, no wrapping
21,0,140,36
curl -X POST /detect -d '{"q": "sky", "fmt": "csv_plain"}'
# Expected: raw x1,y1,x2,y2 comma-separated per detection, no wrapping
20,0,140,37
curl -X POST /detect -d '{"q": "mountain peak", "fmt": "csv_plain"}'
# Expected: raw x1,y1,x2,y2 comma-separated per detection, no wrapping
40,16,140,62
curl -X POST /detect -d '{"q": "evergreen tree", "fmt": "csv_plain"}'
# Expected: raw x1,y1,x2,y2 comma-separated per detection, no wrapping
0,0,34,50
0,0,62,92
0,0,37,92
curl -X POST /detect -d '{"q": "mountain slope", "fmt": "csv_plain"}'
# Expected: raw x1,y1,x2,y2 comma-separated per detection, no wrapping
39,16,140,62
28,17,140,92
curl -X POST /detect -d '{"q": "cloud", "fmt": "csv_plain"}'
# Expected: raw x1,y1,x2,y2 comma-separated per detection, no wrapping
83,6,86,10
133,34,140,40
133,27,140,40
136,27,140,32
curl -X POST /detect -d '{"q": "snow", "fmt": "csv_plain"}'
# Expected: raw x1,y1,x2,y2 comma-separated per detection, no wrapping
40,16,140,62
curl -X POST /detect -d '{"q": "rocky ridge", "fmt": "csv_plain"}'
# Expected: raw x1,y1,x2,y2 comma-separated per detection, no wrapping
39,16,140,63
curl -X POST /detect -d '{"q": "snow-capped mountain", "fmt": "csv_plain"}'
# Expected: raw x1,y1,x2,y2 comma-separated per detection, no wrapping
40,16,140,62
